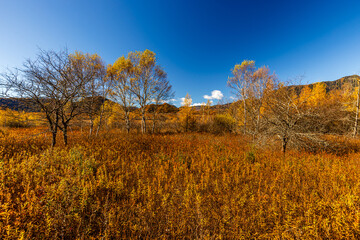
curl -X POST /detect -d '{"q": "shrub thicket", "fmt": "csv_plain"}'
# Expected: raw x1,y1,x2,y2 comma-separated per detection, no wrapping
1,130,360,238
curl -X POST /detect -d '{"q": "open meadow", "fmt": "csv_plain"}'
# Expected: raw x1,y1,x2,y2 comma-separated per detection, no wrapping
3,1,360,239
1,128,360,239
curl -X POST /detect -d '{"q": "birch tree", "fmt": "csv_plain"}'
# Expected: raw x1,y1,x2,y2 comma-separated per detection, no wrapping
228,60,255,134
353,78,360,137
129,50,169,133
68,51,106,138
107,56,135,133
248,66,277,138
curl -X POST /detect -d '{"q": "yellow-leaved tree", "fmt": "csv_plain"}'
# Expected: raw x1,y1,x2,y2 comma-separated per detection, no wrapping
351,77,360,137
228,60,255,134
128,50,172,133
178,93,196,132
298,85,312,106
69,51,107,137
228,60,276,138
308,82,326,107
107,55,135,133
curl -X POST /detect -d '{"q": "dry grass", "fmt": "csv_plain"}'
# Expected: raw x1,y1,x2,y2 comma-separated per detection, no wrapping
1,129,360,239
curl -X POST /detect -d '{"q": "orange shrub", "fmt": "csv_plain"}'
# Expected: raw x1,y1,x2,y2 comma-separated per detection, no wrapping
1,130,360,238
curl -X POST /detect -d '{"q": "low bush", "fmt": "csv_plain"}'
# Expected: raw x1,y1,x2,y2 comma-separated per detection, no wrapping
1,130,360,238
211,113,237,134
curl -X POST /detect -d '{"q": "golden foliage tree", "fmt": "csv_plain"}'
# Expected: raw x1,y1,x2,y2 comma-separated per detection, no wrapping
228,60,255,134
228,61,276,138
128,50,170,133
68,51,107,138
107,55,135,133
178,93,196,132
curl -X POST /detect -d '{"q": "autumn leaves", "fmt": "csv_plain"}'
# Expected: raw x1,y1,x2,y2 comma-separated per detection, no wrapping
2,49,173,146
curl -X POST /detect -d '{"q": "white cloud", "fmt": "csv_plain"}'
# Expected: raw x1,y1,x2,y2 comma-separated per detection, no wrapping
203,90,224,100
162,98,177,104
180,97,186,106
151,98,176,104
191,102,206,107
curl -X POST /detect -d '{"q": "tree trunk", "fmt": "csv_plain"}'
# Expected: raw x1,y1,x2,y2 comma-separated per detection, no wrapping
51,130,57,147
63,125,68,146
125,111,130,133
141,108,146,134
256,106,261,136
243,93,247,135
96,100,105,137
152,111,157,134
353,82,360,137
50,113,59,147
89,118,94,137
282,136,288,155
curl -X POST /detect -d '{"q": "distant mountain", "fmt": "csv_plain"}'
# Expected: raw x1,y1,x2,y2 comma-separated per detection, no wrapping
321,75,360,91
0,98,41,112
291,75,360,94
0,97,180,114
146,103,179,113
1,75,359,112
0,96,111,112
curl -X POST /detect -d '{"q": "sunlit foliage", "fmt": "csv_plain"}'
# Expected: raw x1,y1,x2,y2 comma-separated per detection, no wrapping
2,129,360,238
0,108,42,128
178,93,196,132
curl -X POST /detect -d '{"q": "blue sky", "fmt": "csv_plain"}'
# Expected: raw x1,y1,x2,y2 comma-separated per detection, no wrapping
1,0,360,106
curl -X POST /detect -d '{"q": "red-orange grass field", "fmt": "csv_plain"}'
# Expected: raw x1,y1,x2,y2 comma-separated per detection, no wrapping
1,128,360,239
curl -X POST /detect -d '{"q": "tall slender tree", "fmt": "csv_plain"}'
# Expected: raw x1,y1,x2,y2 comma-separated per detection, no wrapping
228,60,255,135
107,56,135,133
129,50,169,133
68,51,106,138
353,78,360,137
248,66,277,138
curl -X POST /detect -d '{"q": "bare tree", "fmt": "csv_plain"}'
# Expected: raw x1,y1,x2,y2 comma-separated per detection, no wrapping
1,50,67,146
95,74,111,136
1,49,98,146
264,80,330,154
151,76,174,133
